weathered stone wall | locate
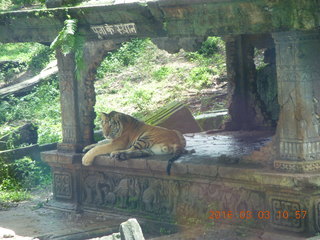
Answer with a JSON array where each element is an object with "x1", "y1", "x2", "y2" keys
[
  {"x1": 42, "y1": 150, "x2": 320, "y2": 234},
  {"x1": 1, "y1": 0, "x2": 320, "y2": 43}
]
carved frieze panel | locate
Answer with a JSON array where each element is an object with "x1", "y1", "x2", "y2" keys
[
  {"x1": 82, "y1": 172, "x2": 143, "y2": 209},
  {"x1": 274, "y1": 159, "x2": 320, "y2": 172},
  {"x1": 80, "y1": 170, "x2": 266, "y2": 222},
  {"x1": 53, "y1": 172, "x2": 72, "y2": 200},
  {"x1": 269, "y1": 197, "x2": 305, "y2": 232}
]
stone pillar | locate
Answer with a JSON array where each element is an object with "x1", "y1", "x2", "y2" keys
[
  {"x1": 225, "y1": 35, "x2": 265, "y2": 130},
  {"x1": 273, "y1": 31, "x2": 320, "y2": 172},
  {"x1": 56, "y1": 50, "x2": 84, "y2": 152},
  {"x1": 56, "y1": 40, "x2": 116, "y2": 153}
]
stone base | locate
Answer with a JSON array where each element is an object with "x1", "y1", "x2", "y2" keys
[
  {"x1": 42, "y1": 132, "x2": 320, "y2": 235},
  {"x1": 274, "y1": 160, "x2": 320, "y2": 173}
]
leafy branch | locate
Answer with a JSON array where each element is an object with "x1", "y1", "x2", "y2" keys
[
  {"x1": 50, "y1": 18, "x2": 85, "y2": 80},
  {"x1": 50, "y1": 19, "x2": 78, "y2": 55}
]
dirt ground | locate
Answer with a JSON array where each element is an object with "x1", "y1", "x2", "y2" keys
[{"x1": 0, "y1": 188, "x2": 130, "y2": 240}]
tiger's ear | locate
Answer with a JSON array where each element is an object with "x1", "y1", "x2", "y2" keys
[
  {"x1": 100, "y1": 112, "x2": 108, "y2": 121},
  {"x1": 108, "y1": 111, "x2": 117, "y2": 117}
]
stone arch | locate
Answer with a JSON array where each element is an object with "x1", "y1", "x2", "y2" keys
[{"x1": 56, "y1": 39, "x2": 120, "y2": 152}]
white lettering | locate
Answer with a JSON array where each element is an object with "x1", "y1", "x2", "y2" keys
[{"x1": 91, "y1": 23, "x2": 137, "y2": 39}]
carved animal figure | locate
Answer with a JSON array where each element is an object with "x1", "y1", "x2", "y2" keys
[
  {"x1": 142, "y1": 180, "x2": 161, "y2": 212},
  {"x1": 82, "y1": 111, "x2": 192, "y2": 175},
  {"x1": 113, "y1": 178, "x2": 140, "y2": 208},
  {"x1": 83, "y1": 173, "x2": 105, "y2": 205}
]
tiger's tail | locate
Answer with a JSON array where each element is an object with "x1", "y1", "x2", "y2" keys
[
  {"x1": 166, "y1": 149, "x2": 195, "y2": 175},
  {"x1": 166, "y1": 154, "x2": 181, "y2": 176}
]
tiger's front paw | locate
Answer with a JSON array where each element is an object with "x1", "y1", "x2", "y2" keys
[
  {"x1": 83, "y1": 144, "x2": 96, "y2": 153},
  {"x1": 110, "y1": 151, "x2": 128, "y2": 161},
  {"x1": 82, "y1": 154, "x2": 93, "y2": 166}
]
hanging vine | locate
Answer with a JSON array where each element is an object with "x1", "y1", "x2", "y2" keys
[{"x1": 50, "y1": 18, "x2": 85, "y2": 81}]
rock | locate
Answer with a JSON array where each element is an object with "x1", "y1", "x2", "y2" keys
[
  {"x1": 91, "y1": 232, "x2": 121, "y2": 240},
  {"x1": 144, "y1": 101, "x2": 202, "y2": 134},
  {"x1": 0, "y1": 227, "x2": 16, "y2": 238},
  {"x1": 119, "y1": 218, "x2": 145, "y2": 240},
  {"x1": 0, "y1": 122, "x2": 38, "y2": 150},
  {"x1": 195, "y1": 110, "x2": 228, "y2": 131},
  {"x1": 88, "y1": 219, "x2": 144, "y2": 240}
]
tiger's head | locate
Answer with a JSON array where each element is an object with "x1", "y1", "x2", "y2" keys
[
  {"x1": 100, "y1": 111, "x2": 124, "y2": 139},
  {"x1": 101, "y1": 111, "x2": 142, "y2": 139}
]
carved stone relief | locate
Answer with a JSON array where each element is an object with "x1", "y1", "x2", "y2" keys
[
  {"x1": 81, "y1": 171, "x2": 266, "y2": 221},
  {"x1": 270, "y1": 198, "x2": 304, "y2": 232},
  {"x1": 53, "y1": 172, "x2": 72, "y2": 200},
  {"x1": 273, "y1": 31, "x2": 320, "y2": 166}
]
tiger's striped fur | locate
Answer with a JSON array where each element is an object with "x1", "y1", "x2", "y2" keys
[{"x1": 82, "y1": 111, "x2": 191, "y2": 175}]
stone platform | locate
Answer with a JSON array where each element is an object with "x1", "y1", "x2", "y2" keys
[{"x1": 42, "y1": 131, "x2": 320, "y2": 235}]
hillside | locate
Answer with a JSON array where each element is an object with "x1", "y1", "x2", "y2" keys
[{"x1": 94, "y1": 38, "x2": 228, "y2": 122}]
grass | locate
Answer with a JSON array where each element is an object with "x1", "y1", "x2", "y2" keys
[
  {"x1": 0, "y1": 189, "x2": 31, "y2": 203},
  {"x1": 0, "y1": 43, "x2": 45, "y2": 62}
]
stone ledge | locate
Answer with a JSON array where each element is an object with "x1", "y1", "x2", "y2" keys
[
  {"x1": 41, "y1": 150, "x2": 82, "y2": 165},
  {"x1": 42, "y1": 150, "x2": 320, "y2": 189}
]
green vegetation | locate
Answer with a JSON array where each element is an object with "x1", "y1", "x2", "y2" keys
[
  {"x1": 187, "y1": 67, "x2": 215, "y2": 89},
  {"x1": 152, "y1": 66, "x2": 172, "y2": 81},
  {"x1": 95, "y1": 36, "x2": 226, "y2": 122},
  {"x1": 0, "y1": 156, "x2": 50, "y2": 203},
  {"x1": 0, "y1": 43, "x2": 46, "y2": 62},
  {"x1": 0, "y1": 42, "x2": 55, "y2": 84},
  {"x1": 50, "y1": 19, "x2": 78, "y2": 56},
  {"x1": 97, "y1": 38, "x2": 150, "y2": 77},
  {"x1": 0, "y1": 77, "x2": 61, "y2": 145},
  {"x1": 50, "y1": 18, "x2": 85, "y2": 81},
  {"x1": 0, "y1": 0, "x2": 45, "y2": 11}
]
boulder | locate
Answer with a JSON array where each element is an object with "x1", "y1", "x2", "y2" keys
[
  {"x1": 0, "y1": 123, "x2": 38, "y2": 150},
  {"x1": 144, "y1": 101, "x2": 202, "y2": 134},
  {"x1": 88, "y1": 218, "x2": 145, "y2": 240},
  {"x1": 119, "y1": 218, "x2": 145, "y2": 240}
]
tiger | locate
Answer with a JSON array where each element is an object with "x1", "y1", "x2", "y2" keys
[{"x1": 82, "y1": 111, "x2": 193, "y2": 175}]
